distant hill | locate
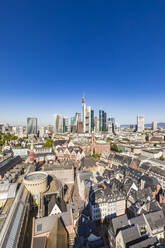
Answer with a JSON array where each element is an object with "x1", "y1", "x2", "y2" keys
[
  {"x1": 157, "y1": 123, "x2": 165, "y2": 128},
  {"x1": 120, "y1": 123, "x2": 165, "y2": 128}
]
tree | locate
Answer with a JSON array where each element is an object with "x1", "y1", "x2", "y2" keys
[
  {"x1": 122, "y1": 138, "x2": 130, "y2": 142},
  {"x1": 91, "y1": 153, "x2": 101, "y2": 158},
  {"x1": 111, "y1": 143, "x2": 119, "y2": 152},
  {"x1": 159, "y1": 155, "x2": 164, "y2": 161},
  {"x1": 43, "y1": 138, "x2": 53, "y2": 148}
]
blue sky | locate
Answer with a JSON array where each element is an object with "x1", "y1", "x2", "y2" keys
[{"x1": 0, "y1": 0, "x2": 165, "y2": 125}]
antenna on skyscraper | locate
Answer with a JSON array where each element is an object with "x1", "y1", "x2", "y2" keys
[{"x1": 82, "y1": 93, "x2": 85, "y2": 104}]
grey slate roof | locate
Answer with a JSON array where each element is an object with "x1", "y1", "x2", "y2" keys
[
  {"x1": 111, "y1": 214, "x2": 128, "y2": 235},
  {"x1": 53, "y1": 140, "x2": 68, "y2": 147},
  {"x1": 129, "y1": 215, "x2": 146, "y2": 227},
  {"x1": 120, "y1": 225, "x2": 141, "y2": 246},
  {"x1": 140, "y1": 175, "x2": 159, "y2": 191},
  {"x1": 82, "y1": 157, "x2": 97, "y2": 168},
  {"x1": 145, "y1": 210, "x2": 165, "y2": 230},
  {"x1": 129, "y1": 236, "x2": 159, "y2": 248},
  {"x1": 34, "y1": 215, "x2": 57, "y2": 235},
  {"x1": 103, "y1": 169, "x2": 114, "y2": 179},
  {"x1": 60, "y1": 210, "x2": 73, "y2": 227},
  {"x1": 47, "y1": 195, "x2": 66, "y2": 215}
]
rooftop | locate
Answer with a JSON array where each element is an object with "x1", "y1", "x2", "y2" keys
[{"x1": 24, "y1": 172, "x2": 48, "y2": 181}]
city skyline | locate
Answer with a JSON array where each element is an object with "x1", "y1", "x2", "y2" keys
[
  {"x1": 0, "y1": 101, "x2": 164, "y2": 127},
  {"x1": 0, "y1": 1, "x2": 165, "y2": 125},
  {"x1": 1, "y1": 2, "x2": 165, "y2": 247},
  {"x1": 0, "y1": 96, "x2": 164, "y2": 126}
]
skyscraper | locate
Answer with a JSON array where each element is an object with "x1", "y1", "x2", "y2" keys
[
  {"x1": 74, "y1": 112, "x2": 81, "y2": 125},
  {"x1": 94, "y1": 116, "x2": 99, "y2": 133},
  {"x1": 27, "y1": 118, "x2": 37, "y2": 135},
  {"x1": 82, "y1": 96, "x2": 92, "y2": 133},
  {"x1": 54, "y1": 114, "x2": 64, "y2": 134},
  {"x1": 99, "y1": 110, "x2": 107, "y2": 132},
  {"x1": 64, "y1": 117, "x2": 69, "y2": 132},
  {"x1": 91, "y1": 110, "x2": 94, "y2": 132},
  {"x1": 107, "y1": 118, "x2": 113, "y2": 134},
  {"x1": 137, "y1": 116, "x2": 144, "y2": 132},
  {"x1": 82, "y1": 96, "x2": 86, "y2": 133},
  {"x1": 152, "y1": 121, "x2": 157, "y2": 131}
]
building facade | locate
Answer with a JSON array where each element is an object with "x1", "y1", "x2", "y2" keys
[
  {"x1": 82, "y1": 96, "x2": 92, "y2": 133},
  {"x1": 89, "y1": 187, "x2": 126, "y2": 221},
  {"x1": 152, "y1": 121, "x2": 157, "y2": 131},
  {"x1": 54, "y1": 114, "x2": 68, "y2": 134},
  {"x1": 99, "y1": 110, "x2": 107, "y2": 132},
  {"x1": 27, "y1": 118, "x2": 38, "y2": 135},
  {"x1": 137, "y1": 116, "x2": 144, "y2": 132}
]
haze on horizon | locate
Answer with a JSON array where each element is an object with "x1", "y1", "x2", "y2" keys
[{"x1": 0, "y1": 1, "x2": 165, "y2": 125}]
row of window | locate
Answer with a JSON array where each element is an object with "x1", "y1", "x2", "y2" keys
[
  {"x1": 93, "y1": 203, "x2": 116, "y2": 209},
  {"x1": 93, "y1": 208, "x2": 116, "y2": 214}
]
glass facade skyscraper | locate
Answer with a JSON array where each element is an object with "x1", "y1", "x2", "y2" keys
[
  {"x1": 99, "y1": 110, "x2": 107, "y2": 132},
  {"x1": 27, "y1": 118, "x2": 38, "y2": 135},
  {"x1": 91, "y1": 110, "x2": 94, "y2": 132}
]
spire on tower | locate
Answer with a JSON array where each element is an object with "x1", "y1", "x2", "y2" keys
[{"x1": 82, "y1": 95, "x2": 85, "y2": 104}]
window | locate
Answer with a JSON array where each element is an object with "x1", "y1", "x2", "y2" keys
[{"x1": 37, "y1": 224, "x2": 42, "y2": 232}]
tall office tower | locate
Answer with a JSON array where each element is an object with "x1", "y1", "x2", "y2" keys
[
  {"x1": 107, "y1": 118, "x2": 113, "y2": 134},
  {"x1": 63, "y1": 117, "x2": 69, "y2": 132},
  {"x1": 103, "y1": 111, "x2": 107, "y2": 131},
  {"x1": 137, "y1": 116, "x2": 144, "y2": 132},
  {"x1": 70, "y1": 117, "x2": 75, "y2": 126},
  {"x1": 94, "y1": 116, "x2": 99, "y2": 133},
  {"x1": 70, "y1": 117, "x2": 75, "y2": 133},
  {"x1": 82, "y1": 96, "x2": 86, "y2": 132},
  {"x1": 152, "y1": 121, "x2": 157, "y2": 131},
  {"x1": 109, "y1": 117, "x2": 115, "y2": 126},
  {"x1": 86, "y1": 106, "x2": 91, "y2": 133},
  {"x1": 91, "y1": 110, "x2": 94, "y2": 132},
  {"x1": 82, "y1": 96, "x2": 92, "y2": 133},
  {"x1": 27, "y1": 118, "x2": 38, "y2": 135},
  {"x1": 99, "y1": 110, "x2": 107, "y2": 132},
  {"x1": 99, "y1": 110, "x2": 103, "y2": 132},
  {"x1": 77, "y1": 121, "x2": 83, "y2": 133},
  {"x1": 109, "y1": 117, "x2": 116, "y2": 133},
  {"x1": 74, "y1": 112, "x2": 81, "y2": 125},
  {"x1": 54, "y1": 114, "x2": 64, "y2": 134}
]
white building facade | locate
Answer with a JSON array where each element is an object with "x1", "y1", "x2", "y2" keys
[
  {"x1": 82, "y1": 96, "x2": 92, "y2": 133},
  {"x1": 137, "y1": 116, "x2": 144, "y2": 133}
]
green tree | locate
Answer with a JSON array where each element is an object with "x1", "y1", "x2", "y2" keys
[
  {"x1": 111, "y1": 143, "x2": 119, "y2": 152},
  {"x1": 43, "y1": 138, "x2": 53, "y2": 148},
  {"x1": 122, "y1": 138, "x2": 130, "y2": 142},
  {"x1": 159, "y1": 155, "x2": 164, "y2": 161},
  {"x1": 90, "y1": 153, "x2": 101, "y2": 158}
]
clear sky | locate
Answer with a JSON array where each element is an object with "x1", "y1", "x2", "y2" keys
[{"x1": 0, "y1": 0, "x2": 165, "y2": 125}]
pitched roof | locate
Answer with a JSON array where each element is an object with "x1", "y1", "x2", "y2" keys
[
  {"x1": 34, "y1": 215, "x2": 58, "y2": 235},
  {"x1": 111, "y1": 214, "x2": 128, "y2": 235},
  {"x1": 145, "y1": 210, "x2": 165, "y2": 230},
  {"x1": 129, "y1": 215, "x2": 146, "y2": 227},
  {"x1": 129, "y1": 237, "x2": 159, "y2": 248},
  {"x1": 120, "y1": 225, "x2": 141, "y2": 246},
  {"x1": 53, "y1": 140, "x2": 67, "y2": 147}
]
